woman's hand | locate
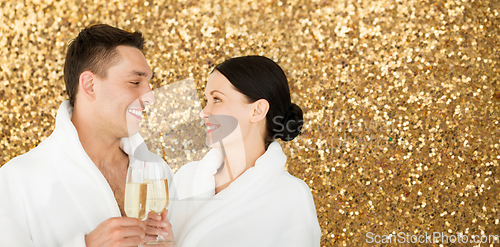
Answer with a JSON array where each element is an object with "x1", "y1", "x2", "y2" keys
[{"x1": 143, "y1": 210, "x2": 174, "y2": 246}]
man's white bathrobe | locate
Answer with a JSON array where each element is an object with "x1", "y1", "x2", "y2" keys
[
  {"x1": 169, "y1": 142, "x2": 321, "y2": 247},
  {"x1": 0, "y1": 101, "x2": 171, "y2": 247}
]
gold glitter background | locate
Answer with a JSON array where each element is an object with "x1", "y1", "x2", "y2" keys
[{"x1": 1, "y1": 0, "x2": 499, "y2": 246}]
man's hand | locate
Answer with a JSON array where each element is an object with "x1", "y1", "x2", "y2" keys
[
  {"x1": 143, "y1": 210, "x2": 174, "y2": 246},
  {"x1": 85, "y1": 217, "x2": 146, "y2": 247}
]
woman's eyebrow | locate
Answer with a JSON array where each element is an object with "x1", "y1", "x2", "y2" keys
[{"x1": 209, "y1": 90, "x2": 225, "y2": 95}]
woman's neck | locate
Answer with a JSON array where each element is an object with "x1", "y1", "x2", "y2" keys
[{"x1": 214, "y1": 137, "x2": 266, "y2": 194}]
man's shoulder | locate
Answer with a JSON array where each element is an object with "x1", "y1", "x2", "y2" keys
[{"x1": 0, "y1": 136, "x2": 55, "y2": 175}]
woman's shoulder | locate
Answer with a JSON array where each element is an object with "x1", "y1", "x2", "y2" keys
[
  {"x1": 266, "y1": 171, "x2": 320, "y2": 229},
  {"x1": 267, "y1": 171, "x2": 316, "y2": 207},
  {"x1": 174, "y1": 149, "x2": 223, "y2": 179},
  {"x1": 278, "y1": 171, "x2": 313, "y2": 193},
  {"x1": 173, "y1": 161, "x2": 200, "y2": 180}
]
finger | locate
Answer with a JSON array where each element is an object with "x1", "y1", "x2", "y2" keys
[
  {"x1": 145, "y1": 225, "x2": 169, "y2": 237},
  {"x1": 147, "y1": 211, "x2": 162, "y2": 221},
  {"x1": 120, "y1": 236, "x2": 146, "y2": 247},
  {"x1": 143, "y1": 234, "x2": 171, "y2": 244},
  {"x1": 144, "y1": 215, "x2": 162, "y2": 228},
  {"x1": 116, "y1": 217, "x2": 144, "y2": 227},
  {"x1": 138, "y1": 220, "x2": 147, "y2": 231},
  {"x1": 143, "y1": 233, "x2": 173, "y2": 243},
  {"x1": 161, "y1": 209, "x2": 169, "y2": 219},
  {"x1": 145, "y1": 218, "x2": 162, "y2": 228},
  {"x1": 159, "y1": 210, "x2": 172, "y2": 231},
  {"x1": 159, "y1": 220, "x2": 172, "y2": 231},
  {"x1": 115, "y1": 226, "x2": 146, "y2": 239},
  {"x1": 143, "y1": 234, "x2": 157, "y2": 243}
]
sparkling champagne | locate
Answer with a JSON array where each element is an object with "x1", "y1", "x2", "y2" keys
[
  {"x1": 146, "y1": 179, "x2": 169, "y2": 213},
  {"x1": 124, "y1": 182, "x2": 148, "y2": 219}
]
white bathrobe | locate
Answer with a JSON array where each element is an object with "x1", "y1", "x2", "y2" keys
[
  {"x1": 0, "y1": 101, "x2": 171, "y2": 247},
  {"x1": 169, "y1": 142, "x2": 321, "y2": 247}
]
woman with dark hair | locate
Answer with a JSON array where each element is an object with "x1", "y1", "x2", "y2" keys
[{"x1": 169, "y1": 56, "x2": 321, "y2": 247}]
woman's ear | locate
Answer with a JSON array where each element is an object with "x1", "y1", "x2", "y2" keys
[
  {"x1": 79, "y1": 71, "x2": 96, "y2": 100},
  {"x1": 250, "y1": 99, "x2": 269, "y2": 123}
]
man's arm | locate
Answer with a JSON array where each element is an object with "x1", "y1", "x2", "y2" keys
[{"x1": 0, "y1": 208, "x2": 35, "y2": 247}]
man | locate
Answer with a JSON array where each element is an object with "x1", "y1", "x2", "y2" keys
[{"x1": 0, "y1": 24, "x2": 173, "y2": 246}]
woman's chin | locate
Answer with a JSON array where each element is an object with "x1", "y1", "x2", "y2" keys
[
  {"x1": 205, "y1": 137, "x2": 221, "y2": 148},
  {"x1": 205, "y1": 125, "x2": 243, "y2": 148}
]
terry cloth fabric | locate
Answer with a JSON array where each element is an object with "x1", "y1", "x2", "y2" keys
[
  {"x1": 0, "y1": 100, "x2": 172, "y2": 247},
  {"x1": 169, "y1": 141, "x2": 321, "y2": 247}
]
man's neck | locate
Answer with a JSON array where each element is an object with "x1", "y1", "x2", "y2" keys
[
  {"x1": 71, "y1": 109, "x2": 128, "y2": 170},
  {"x1": 71, "y1": 104, "x2": 130, "y2": 216}
]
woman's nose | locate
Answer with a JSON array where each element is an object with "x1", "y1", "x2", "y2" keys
[
  {"x1": 199, "y1": 107, "x2": 207, "y2": 118},
  {"x1": 201, "y1": 101, "x2": 216, "y2": 119},
  {"x1": 139, "y1": 90, "x2": 155, "y2": 107}
]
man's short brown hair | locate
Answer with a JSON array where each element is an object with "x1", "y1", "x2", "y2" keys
[{"x1": 63, "y1": 24, "x2": 144, "y2": 107}]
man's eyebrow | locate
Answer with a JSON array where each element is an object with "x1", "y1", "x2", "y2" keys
[{"x1": 126, "y1": 70, "x2": 152, "y2": 78}]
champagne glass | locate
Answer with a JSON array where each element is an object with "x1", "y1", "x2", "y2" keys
[
  {"x1": 144, "y1": 161, "x2": 170, "y2": 244},
  {"x1": 124, "y1": 165, "x2": 147, "y2": 220}
]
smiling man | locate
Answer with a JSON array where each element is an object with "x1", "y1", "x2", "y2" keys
[{"x1": 0, "y1": 24, "x2": 173, "y2": 247}]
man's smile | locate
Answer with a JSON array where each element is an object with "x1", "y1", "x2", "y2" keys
[{"x1": 127, "y1": 108, "x2": 143, "y2": 120}]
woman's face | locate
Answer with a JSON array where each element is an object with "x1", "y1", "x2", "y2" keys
[{"x1": 200, "y1": 70, "x2": 254, "y2": 147}]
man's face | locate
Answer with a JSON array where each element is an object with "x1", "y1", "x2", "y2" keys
[{"x1": 93, "y1": 45, "x2": 154, "y2": 138}]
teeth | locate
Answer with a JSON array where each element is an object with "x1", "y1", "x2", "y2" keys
[
  {"x1": 207, "y1": 125, "x2": 218, "y2": 131},
  {"x1": 127, "y1": 109, "x2": 142, "y2": 117}
]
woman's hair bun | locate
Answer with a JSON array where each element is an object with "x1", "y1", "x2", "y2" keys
[{"x1": 277, "y1": 103, "x2": 303, "y2": 141}]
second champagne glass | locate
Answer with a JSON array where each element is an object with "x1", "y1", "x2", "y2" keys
[{"x1": 144, "y1": 161, "x2": 170, "y2": 244}]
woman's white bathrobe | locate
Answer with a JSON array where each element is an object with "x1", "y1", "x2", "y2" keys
[
  {"x1": 0, "y1": 101, "x2": 171, "y2": 247},
  {"x1": 169, "y1": 142, "x2": 321, "y2": 247}
]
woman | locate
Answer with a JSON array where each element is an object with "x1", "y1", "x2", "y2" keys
[{"x1": 169, "y1": 56, "x2": 321, "y2": 247}]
